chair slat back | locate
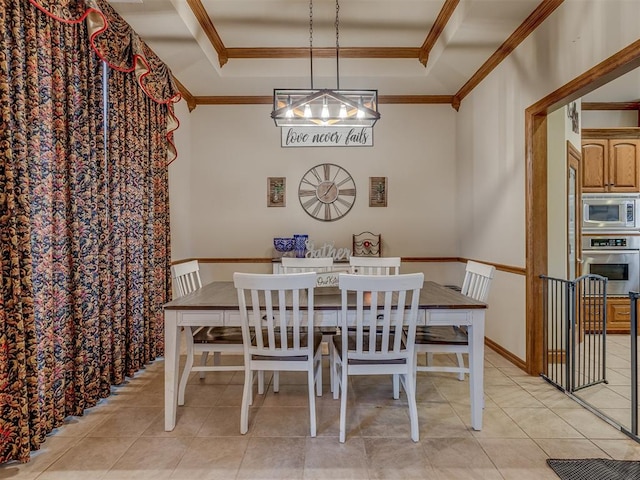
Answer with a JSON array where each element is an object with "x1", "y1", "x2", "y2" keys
[
  {"x1": 171, "y1": 260, "x2": 202, "y2": 297},
  {"x1": 234, "y1": 272, "x2": 316, "y2": 357},
  {"x1": 461, "y1": 261, "x2": 495, "y2": 302},
  {"x1": 281, "y1": 257, "x2": 334, "y2": 274},
  {"x1": 339, "y1": 273, "x2": 423, "y2": 362},
  {"x1": 349, "y1": 256, "x2": 401, "y2": 275}
]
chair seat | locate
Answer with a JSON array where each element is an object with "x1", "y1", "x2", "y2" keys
[
  {"x1": 193, "y1": 326, "x2": 244, "y2": 344},
  {"x1": 316, "y1": 326, "x2": 338, "y2": 335},
  {"x1": 333, "y1": 333, "x2": 407, "y2": 365},
  {"x1": 252, "y1": 331, "x2": 322, "y2": 361},
  {"x1": 414, "y1": 326, "x2": 468, "y2": 345}
]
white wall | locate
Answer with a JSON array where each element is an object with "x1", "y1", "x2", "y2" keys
[
  {"x1": 547, "y1": 101, "x2": 582, "y2": 281},
  {"x1": 184, "y1": 103, "x2": 458, "y2": 261},
  {"x1": 455, "y1": 0, "x2": 640, "y2": 361},
  {"x1": 169, "y1": 0, "x2": 640, "y2": 365},
  {"x1": 583, "y1": 111, "x2": 638, "y2": 128},
  {"x1": 547, "y1": 108, "x2": 568, "y2": 280}
]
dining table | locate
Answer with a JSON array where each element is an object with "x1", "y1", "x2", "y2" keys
[{"x1": 163, "y1": 280, "x2": 487, "y2": 432}]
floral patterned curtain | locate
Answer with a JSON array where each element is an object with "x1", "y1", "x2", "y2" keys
[
  {"x1": 105, "y1": 66, "x2": 172, "y2": 380},
  {"x1": 0, "y1": 0, "x2": 178, "y2": 464}
]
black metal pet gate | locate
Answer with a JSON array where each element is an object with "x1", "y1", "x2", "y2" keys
[
  {"x1": 541, "y1": 274, "x2": 608, "y2": 393},
  {"x1": 541, "y1": 274, "x2": 640, "y2": 441}
]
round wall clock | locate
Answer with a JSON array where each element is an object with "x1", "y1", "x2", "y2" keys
[{"x1": 298, "y1": 163, "x2": 356, "y2": 222}]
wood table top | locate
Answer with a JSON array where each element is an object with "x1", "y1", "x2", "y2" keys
[{"x1": 164, "y1": 280, "x2": 486, "y2": 311}]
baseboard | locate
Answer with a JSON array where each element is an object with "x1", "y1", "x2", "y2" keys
[
  {"x1": 546, "y1": 349, "x2": 567, "y2": 364},
  {"x1": 484, "y1": 337, "x2": 528, "y2": 372}
]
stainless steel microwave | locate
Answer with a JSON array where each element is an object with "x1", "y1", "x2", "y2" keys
[{"x1": 582, "y1": 194, "x2": 640, "y2": 231}]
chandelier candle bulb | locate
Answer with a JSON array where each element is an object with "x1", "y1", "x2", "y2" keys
[{"x1": 321, "y1": 99, "x2": 329, "y2": 119}]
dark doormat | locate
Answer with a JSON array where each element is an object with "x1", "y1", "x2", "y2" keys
[{"x1": 547, "y1": 458, "x2": 640, "y2": 479}]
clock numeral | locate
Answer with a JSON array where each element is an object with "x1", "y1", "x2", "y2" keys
[
  {"x1": 338, "y1": 188, "x2": 355, "y2": 196},
  {"x1": 336, "y1": 176, "x2": 354, "y2": 188},
  {"x1": 311, "y1": 199, "x2": 323, "y2": 218},
  {"x1": 332, "y1": 202, "x2": 344, "y2": 218},
  {"x1": 323, "y1": 164, "x2": 331, "y2": 181},
  {"x1": 301, "y1": 178, "x2": 318, "y2": 188},
  {"x1": 324, "y1": 203, "x2": 331, "y2": 221},
  {"x1": 303, "y1": 197, "x2": 319, "y2": 209},
  {"x1": 336, "y1": 197, "x2": 352, "y2": 209},
  {"x1": 310, "y1": 167, "x2": 323, "y2": 184},
  {"x1": 298, "y1": 189, "x2": 316, "y2": 197}
]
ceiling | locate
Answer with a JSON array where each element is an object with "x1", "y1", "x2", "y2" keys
[{"x1": 107, "y1": 0, "x2": 638, "y2": 109}]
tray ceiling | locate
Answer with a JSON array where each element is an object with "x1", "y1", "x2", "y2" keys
[{"x1": 108, "y1": 0, "x2": 638, "y2": 109}]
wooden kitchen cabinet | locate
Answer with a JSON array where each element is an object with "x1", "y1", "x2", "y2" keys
[
  {"x1": 606, "y1": 297, "x2": 632, "y2": 333},
  {"x1": 580, "y1": 296, "x2": 634, "y2": 334},
  {"x1": 582, "y1": 137, "x2": 640, "y2": 193}
]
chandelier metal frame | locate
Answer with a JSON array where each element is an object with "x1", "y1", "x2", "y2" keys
[{"x1": 271, "y1": 0, "x2": 380, "y2": 128}]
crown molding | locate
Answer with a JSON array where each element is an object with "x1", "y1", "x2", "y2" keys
[
  {"x1": 225, "y1": 47, "x2": 419, "y2": 60},
  {"x1": 455, "y1": 0, "x2": 564, "y2": 105},
  {"x1": 192, "y1": 95, "x2": 455, "y2": 107},
  {"x1": 172, "y1": 77, "x2": 197, "y2": 111},
  {"x1": 419, "y1": 0, "x2": 460, "y2": 66},
  {"x1": 181, "y1": 0, "x2": 563, "y2": 111},
  {"x1": 187, "y1": 0, "x2": 228, "y2": 66},
  {"x1": 582, "y1": 102, "x2": 640, "y2": 110}
]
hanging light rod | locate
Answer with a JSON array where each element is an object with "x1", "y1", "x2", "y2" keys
[{"x1": 271, "y1": 0, "x2": 380, "y2": 128}]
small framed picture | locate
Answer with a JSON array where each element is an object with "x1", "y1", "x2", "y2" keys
[
  {"x1": 267, "y1": 177, "x2": 286, "y2": 207},
  {"x1": 369, "y1": 177, "x2": 387, "y2": 207}
]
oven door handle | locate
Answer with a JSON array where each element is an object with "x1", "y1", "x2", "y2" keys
[{"x1": 582, "y1": 249, "x2": 640, "y2": 255}]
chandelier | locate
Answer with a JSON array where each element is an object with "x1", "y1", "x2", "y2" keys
[{"x1": 271, "y1": 0, "x2": 380, "y2": 128}]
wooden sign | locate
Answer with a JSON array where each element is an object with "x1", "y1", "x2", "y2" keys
[
  {"x1": 267, "y1": 177, "x2": 286, "y2": 207},
  {"x1": 281, "y1": 127, "x2": 373, "y2": 147},
  {"x1": 305, "y1": 241, "x2": 351, "y2": 261},
  {"x1": 369, "y1": 177, "x2": 387, "y2": 207},
  {"x1": 316, "y1": 271, "x2": 341, "y2": 288}
]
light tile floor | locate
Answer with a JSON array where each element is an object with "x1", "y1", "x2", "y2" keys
[
  {"x1": 571, "y1": 334, "x2": 639, "y2": 434},
  {"x1": 3, "y1": 349, "x2": 640, "y2": 480}
]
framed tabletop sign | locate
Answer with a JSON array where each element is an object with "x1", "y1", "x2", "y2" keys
[
  {"x1": 267, "y1": 177, "x2": 286, "y2": 207},
  {"x1": 369, "y1": 177, "x2": 387, "y2": 207}
]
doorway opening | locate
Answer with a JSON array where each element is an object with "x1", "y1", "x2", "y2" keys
[{"x1": 526, "y1": 39, "x2": 640, "y2": 377}]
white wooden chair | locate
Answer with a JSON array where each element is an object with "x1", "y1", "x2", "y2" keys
[
  {"x1": 349, "y1": 256, "x2": 401, "y2": 275},
  {"x1": 332, "y1": 273, "x2": 424, "y2": 443},
  {"x1": 171, "y1": 261, "x2": 247, "y2": 406},
  {"x1": 281, "y1": 256, "x2": 334, "y2": 395},
  {"x1": 414, "y1": 260, "x2": 495, "y2": 380},
  {"x1": 234, "y1": 272, "x2": 323, "y2": 436},
  {"x1": 172, "y1": 260, "x2": 203, "y2": 297},
  {"x1": 348, "y1": 256, "x2": 402, "y2": 393},
  {"x1": 281, "y1": 256, "x2": 334, "y2": 273}
]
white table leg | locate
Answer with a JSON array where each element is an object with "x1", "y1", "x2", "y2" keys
[
  {"x1": 468, "y1": 310, "x2": 485, "y2": 431},
  {"x1": 164, "y1": 310, "x2": 180, "y2": 431}
]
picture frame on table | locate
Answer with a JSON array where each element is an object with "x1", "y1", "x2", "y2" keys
[
  {"x1": 267, "y1": 177, "x2": 286, "y2": 207},
  {"x1": 369, "y1": 177, "x2": 387, "y2": 207}
]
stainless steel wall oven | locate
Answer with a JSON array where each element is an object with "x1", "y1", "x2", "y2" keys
[{"x1": 582, "y1": 235, "x2": 640, "y2": 296}]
